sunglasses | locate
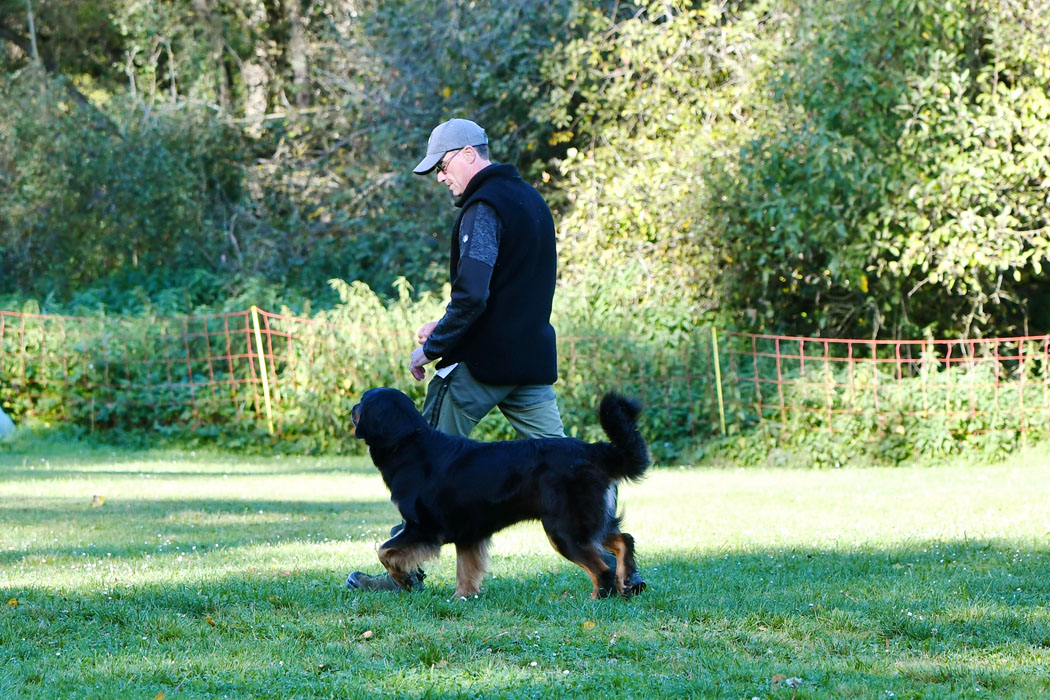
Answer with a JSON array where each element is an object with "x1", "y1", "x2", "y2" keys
[{"x1": 435, "y1": 148, "x2": 464, "y2": 174}]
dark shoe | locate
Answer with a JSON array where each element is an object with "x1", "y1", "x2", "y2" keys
[{"x1": 345, "y1": 568, "x2": 425, "y2": 592}]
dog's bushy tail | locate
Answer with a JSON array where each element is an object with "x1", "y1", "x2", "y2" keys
[{"x1": 598, "y1": 393, "x2": 649, "y2": 482}]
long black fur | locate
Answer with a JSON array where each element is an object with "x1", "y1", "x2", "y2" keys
[{"x1": 351, "y1": 388, "x2": 649, "y2": 598}]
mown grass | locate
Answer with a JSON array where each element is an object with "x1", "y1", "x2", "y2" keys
[{"x1": 1, "y1": 435, "x2": 1049, "y2": 699}]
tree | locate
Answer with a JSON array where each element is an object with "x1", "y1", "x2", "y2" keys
[{"x1": 712, "y1": 0, "x2": 1050, "y2": 338}]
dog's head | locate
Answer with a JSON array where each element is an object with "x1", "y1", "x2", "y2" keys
[{"x1": 351, "y1": 387, "x2": 426, "y2": 452}]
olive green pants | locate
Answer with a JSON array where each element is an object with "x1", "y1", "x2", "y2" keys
[{"x1": 420, "y1": 364, "x2": 565, "y2": 439}]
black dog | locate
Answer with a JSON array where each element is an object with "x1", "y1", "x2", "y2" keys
[{"x1": 350, "y1": 388, "x2": 649, "y2": 599}]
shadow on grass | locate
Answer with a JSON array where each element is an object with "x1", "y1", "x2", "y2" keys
[
  {"x1": 0, "y1": 466, "x2": 375, "y2": 479},
  {"x1": 0, "y1": 452, "x2": 376, "y2": 480},
  {"x1": 4, "y1": 539, "x2": 1049, "y2": 699},
  {"x1": 0, "y1": 495, "x2": 399, "y2": 566}
]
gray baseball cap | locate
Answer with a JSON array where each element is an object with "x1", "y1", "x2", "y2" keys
[{"x1": 413, "y1": 118, "x2": 488, "y2": 174}]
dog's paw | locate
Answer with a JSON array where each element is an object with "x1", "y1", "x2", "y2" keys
[
  {"x1": 621, "y1": 571, "x2": 647, "y2": 598},
  {"x1": 621, "y1": 581, "x2": 646, "y2": 598}
]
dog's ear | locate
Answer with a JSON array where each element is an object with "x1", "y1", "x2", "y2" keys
[{"x1": 355, "y1": 388, "x2": 425, "y2": 449}]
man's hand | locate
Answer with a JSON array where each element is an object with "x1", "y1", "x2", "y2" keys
[
  {"x1": 417, "y1": 320, "x2": 438, "y2": 345},
  {"x1": 409, "y1": 346, "x2": 432, "y2": 381}
]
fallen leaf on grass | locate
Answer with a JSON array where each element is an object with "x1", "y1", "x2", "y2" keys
[
  {"x1": 153, "y1": 693, "x2": 166, "y2": 700},
  {"x1": 205, "y1": 616, "x2": 216, "y2": 627},
  {"x1": 91, "y1": 495, "x2": 106, "y2": 507},
  {"x1": 582, "y1": 621, "x2": 596, "y2": 630},
  {"x1": 7, "y1": 598, "x2": 17, "y2": 608},
  {"x1": 358, "y1": 630, "x2": 373, "y2": 640}
]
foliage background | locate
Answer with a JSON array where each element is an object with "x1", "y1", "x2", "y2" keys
[
  {"x1": 3, "y1": 0, "x2": 1048, "y2": 338},
  {"x1": 2, "y1": 0, "x2": 1050, "y2": 461}
]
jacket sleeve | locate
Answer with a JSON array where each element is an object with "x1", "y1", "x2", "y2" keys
[{"x1": 423, "y1": 202, "x2": 502, "y2": 360}]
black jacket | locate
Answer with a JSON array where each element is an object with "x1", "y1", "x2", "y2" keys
[{"x1": 427, "y1": 163, "x2": 558, "y2": 386}]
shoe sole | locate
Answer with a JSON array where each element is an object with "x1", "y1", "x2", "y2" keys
[
  {"x1": 346, "y1": 571, "x2": 402, "y2": 592},
  {"x1": 345, "y1": 571, "x2": 424, "y2": 592}
]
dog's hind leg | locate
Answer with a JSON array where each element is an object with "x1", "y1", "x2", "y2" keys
[
  {"x1": 544, "y1": 525, "x2": 616, "y2": 599},
  {"x1": 377, "y1": 530, "x2": 441, "y2": 591},
  {"x1": 453, "y1": 538, "x2": 491, "y2": 598},
  {"x1": 603, "y1": 532, "x2": 645, "y2": 597},
  {"x1": 574, "y1": 544, "x2": 617, "y2": 600}
]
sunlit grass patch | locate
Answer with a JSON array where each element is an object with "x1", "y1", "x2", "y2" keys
[{"x1": 2, "y1": 440, "x2": 1050, "y2": 698}]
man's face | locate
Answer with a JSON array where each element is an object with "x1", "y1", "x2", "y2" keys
[{"x1": 435, "y1": 147, "x2": 470, "y2": 197}]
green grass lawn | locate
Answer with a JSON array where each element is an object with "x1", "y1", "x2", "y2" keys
[{"x1": 2, "y1": 437, "x2": 1049, "y2": 699}]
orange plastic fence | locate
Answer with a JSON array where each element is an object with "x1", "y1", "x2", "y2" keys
[
  {"x1": 0, "y1": 309, "x2": 265, "y2": 427},
  {"x1": 721, "y1": 332, "x2": 1050, "y2": 443},
  {"x1": 3, "y1": 308, "x2": 1049, "y2": 443}
]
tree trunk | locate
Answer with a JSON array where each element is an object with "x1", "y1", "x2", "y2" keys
[{"x1": 287, "y1": 0, "x2": 309, "y2": 107}]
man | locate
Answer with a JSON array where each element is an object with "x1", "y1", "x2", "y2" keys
[
  {"x1": 407, "y1": 117, "x2": 565, "y2": 441},
  {"x1": 347, "y1": 118, "x2": 641, "y2": 593}
]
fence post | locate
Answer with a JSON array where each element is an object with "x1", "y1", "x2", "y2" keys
[
  {"x1": 251, "y1": 306, "x2": 275, "y2": 435},
  {"x1": 712, "y1": 327, "x2": 727, "y2": 436}
]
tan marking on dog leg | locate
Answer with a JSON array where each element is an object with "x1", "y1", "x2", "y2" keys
[
  {"x1": 603, "y1": 533, "x2": 629, "y2": 594},
  {"x1": 604, "y1": 532, "x2": 642, "y2": 597},
  {"x1": 542, "y1": 522, "x2": 614, "y2": 598},
  {"x1": 574, "y1": 546, "x2": 612, "y2": 599},
  {"x1": 582, "y1": 564, "x2": 602, "y2": 599},
  {"x1": 378, "y1": 542, "x2": 440, "y2": 590},
  {"x1": 453, "y1": 539, "x2": 490, "y2": 598}
]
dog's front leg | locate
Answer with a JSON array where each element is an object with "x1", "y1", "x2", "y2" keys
[
  {"x1": 453, "y1": 538, "x2": 491, "y2": 598},
  {"x1": 376, "y1": 528, "x2": 440, "y2": 591}
]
